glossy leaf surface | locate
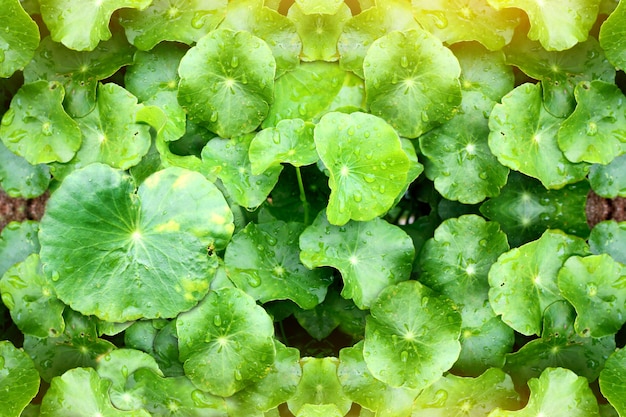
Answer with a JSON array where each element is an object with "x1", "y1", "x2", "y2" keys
[{"x1": 0, "y1": 341, "x2": 40, "y2": 417}]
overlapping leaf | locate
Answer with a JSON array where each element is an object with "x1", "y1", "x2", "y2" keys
[
  {"x1": 0, "y1": 341, "x2": 40, "y2": 417},
  {"x1": 589, "y1": 220, "x2": 626, "y2": 264},
  {"x1": 599, "y1": 0, "x2": 626, "y2": 70},
  {"x1": 0, "y1": 0, "x2": 40, "y2": 78},
  {"x1": 600, "y1": 348, "x2": 626, "y2": 416},
  {"x1": 0, "y1": 221, "x2": 40, "y2": 278},
  {"x1": 0, "y1": 141, "x2": 50, "y2": 198},
  {"x1": 589, "y1": 154, "x2": 626, "y2": 198}
]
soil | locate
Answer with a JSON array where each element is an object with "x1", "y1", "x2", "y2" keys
[{"x1": 586, "y1": 190, "x2": 626, "y2": 228}]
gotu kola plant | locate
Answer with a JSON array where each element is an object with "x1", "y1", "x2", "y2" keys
[{"x1": 1, "y1": 0, "x2": 626, "y2": 416}]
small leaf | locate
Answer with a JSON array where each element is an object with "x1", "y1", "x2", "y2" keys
[
  {"x1": 599, "y1": 0, "x2": 626, "y2": 70},
  {"x1": 176, "y1": 287, "x2": 276, "y2": 397},
  {"x1": 363, "y1": 29, "x2": 462, "y2": 138},
  {"x1": 0, "y1": 0, "x2": 40, "y2": 78},
  {"x1": 558, "y1": 254, "x2": 626, "y2": 337},
  {"x1": 0, "y1": 220, "x2": 40, "y2": 278},
  {"x1": 0, "y1": 141, "x2": 50, "y2": 198},
  {"x1": 299, "y1": 212, "x2": 415, "y2": 309},
  {"x1": 0, "y1": 80, "x2": 81, "y2": 164},
  {"x1": 177, "y1": 28, "x2": 275, "y2": 138},
  {"x1": 363, "y1": 281, "x2": 462, "y2": 389},
  {"x1": 0, "y1": 341, "x2": 40, "y2": 417},
  {"x1": 600, "y1": 348, "x2": 626, "y2": 416},
  {"x1": 589, "y1": 220, "x2": 626, "y2": 264},
  {"x1": 589, "y1": 154, "x2": 626, "y2": 198}
]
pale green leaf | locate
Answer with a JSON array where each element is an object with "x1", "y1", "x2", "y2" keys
[
  {"x1": 0, "y1": 341, "x2": 40, "y2": 417},
  {"x1": 0, "y1": 0, "x2": 40, "y2": 78}
]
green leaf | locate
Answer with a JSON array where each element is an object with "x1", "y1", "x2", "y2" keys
[
  {"x1": 599, "y1": 0, "x2": 626, "y2": 70},
  {"x1": 503, "y1": 301, "x2": 615, "y2": 389},
  {"x1": 39, "y1": 164, "x2": 234, "y2": 322},
  {"x1": 119, "y1": 0, "x2": 227, "y2": 51},
  {"x1": 287, "y1": 2, "x2": 351, "y2": 62},
  {"x1": 225, "y1": 221, "x2": 332, "y2": 309},
  {"x1": 220, "y1": 0, "x2": 301, "y2": 76},
  {"x1": 287, "y1": 357, "x2": 352, "y2": 416},
  {"x1": 0, "y1": 0, "x2": 40, "y2": 78},
  {"x1": 299, "y1": 212, "x2": 415, "y2": 309},
  {"x1": 455, "y1": 317, "x2": 515, "y2": 375},
  {"x1": 558, "y1": 81, "x2": 626, "y2": 164},
  {"x1": 338, "y1": 341, "x2": 419, "y2": 416},
  {"x1": 337, "y1": 0, "x2": 420, "y2": 78},
  {"x1": 176, "y1": 287, "x2": 276, "y2": 397},
  {"x1": 39, "y1": 0, "x2": 152, "y2": 51},
  {"x1": 589, "y1": 220, "x2": 626, "y2": 264},
  {"x1": 23, "y1": 309, "x2": 116, "y2": 382},
  {"x1": 488, "y1": 83, "x2": 589, "y2": 189},
  {"x1": 600, "y1": 348, "x2": 626, "y2": 416},
  {"x1": 412, "y1": 0, "x2": 522, "y2": 51},
  {"x1": 363, "y1": 29, "x2": 462, "y2": 138},
  {"x1": 202, "y1": 134, "x2": 283, "y2": 209},
  {"x1": 589, "y1": 154, "x2": 626, "y2": 198},
  {"x1": 488, "y1": 367, "x2": 600, "y2": 416},
  {"x1": 177, "y1": 29, "x2": 275, "y2": 138},
  {"x1": 487, "y1": 0, "x2": 600, "y2": 51},
  {"x1": 488, "y1": 229, "x2": 589, "y2": 336},
  {"x1": 40, "y1": 367, "x2": 150, "y2": 417},
  {"x1": 558, "y1": 254, "x2": 626, "y2": 337},
  {"x1": 479, "y1": 172, "x2": 591, "y2": 247},
  {"x1": 363, "y1": 281, "x2": 462, "y2": 389},
  {"x1": 0, "y1": 254, "x2": 65, "y2": 338},
  {"x1": 295, "y1": 0, "x2": 344, "y2": 14},
  {"x1": 296, "y1": 404, "x2": 344, "y2": 417},
  {"x1": 0, "y1": 141, "x2": 50, "y2": 198},
  {"x1": 503, "y1": 35, "x2": 615, "y2": 117},
  {"x1": 264, "y1": 62, "x2": 365, "y2": 127},
  {"x1": 314, "y1": 111, "x2": 411, "y2": 225},
  {"x1": 0, "y1": 221, "x2": 40, "y2": 278},
  {"x1": 0, "y1": 80, "x2": 81, "y2": 164},
  {"x1": 23, "y1": 34, "x2": 136, "y2": 117},
  {"x1": 249, "y1": 119, "x2": 318, "y2": 175},
  {"x1": 412, "y1": 368, "x2": 521, "y2": 416},
  {"x1": 419, "y1": 91, "x2": 510, "y2": 204},
  {"x1": 0, "y1": 341, "x2": 40, "y2": 417}
]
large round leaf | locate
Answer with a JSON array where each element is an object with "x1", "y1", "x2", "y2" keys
[
  {"x1": 363, "y1": 29, "x2": 462, "y2": 138},
  {"x1": 558, "y1": 254, "x2": 626, "y2": 337},
  {"x1": 119, "y1": 0, "x2": 227, "y2": 51},
  {"x1": 600, "y1": 348, "x2": 626, "y2": 416},
  {"x1": 488, "y1": 229, "x2": 589, "y2": 336},
  {"x1": 176, "y1": 287, "x2": 276, "y2": 397},
  {"x1": 0, "y1": 341, "x2": 40, "y2": 417},
  {"x1": 177, "y1": 29, "x2": 276, "y2": 138},
  {"x1": 488, "y1": 82, "x2": 589, "y2": 189},
  {"x1": 0, "y1": 0, "x2": 40, "y2": 78},
  {"x1": 39, "y1": 164, "x2": 234, "y2": 322},
  {"x1": 363, "y1": 281, "x2": 462, "y2": 389},
  {"x1": 599, "y1": 0, "x2": 626, "y2": 71},
  {"x1": 299, "y1": 212, "x2": 415, "y2": 310},
  {"x1": 0, "y1": 80, "x2": 81, "y2": 165},
  {"x1": 314, "y1": 111, "x2": 411, "y2": 225}
]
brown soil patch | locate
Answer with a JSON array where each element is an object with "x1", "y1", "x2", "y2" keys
[
  {"x1": 0, "y1": 190, "x2": 48, "y2": 231},
  {"x1": 586, "y1": 190, "x2": 626, "y2": 228}
]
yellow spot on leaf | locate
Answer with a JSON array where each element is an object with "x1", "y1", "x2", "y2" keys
[
  {"x1": 173, "y1": 172, "x2": 193, "y2": 189},
  {"x1": 154, "y1": 220, "x2": 180, "y2": 232}
]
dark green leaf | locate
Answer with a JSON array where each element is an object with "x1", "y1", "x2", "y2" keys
[
  {"x1": 600, "y1": 347, "x2": 626, "y2": 416},
  {"x1": 589, "y1": 220, "x2": 626, "y2": 264},
  {"x1": 0, "y1": 141, "x2": 50, "y2": 198}
]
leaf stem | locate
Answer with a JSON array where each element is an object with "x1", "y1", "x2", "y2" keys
[{"x1": 295, "y1": 166, "x2": 310, "y2": 225}]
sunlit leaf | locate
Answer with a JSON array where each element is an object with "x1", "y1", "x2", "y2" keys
[
  {"x1": 600, "y1": 348, "x2": 626, "y2": 416},
  {"x1": 599, "y1": 0, "x2": 626, "y2": 70},
  {"x1": 0, "y1": 341, "x2": 40, "y2": 417},
  {"x1": 0, "y1": 0, "x2": 40, "y2": 78}
]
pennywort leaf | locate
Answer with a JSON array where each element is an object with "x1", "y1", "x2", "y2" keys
[
  {"x1": 600, "y1": 348, "x2": 626, "y2": 416},
  {"x1": 589, "y1": 153, "x2": 626, "y2": 198},
  {"x1": 0, "y1": 0, "x2": 40, "y2": 78},
  {"x1": 589, "y1": 220, "x2": 626, "y2": 265},
  {"x1": 599, "y1": 0, "x2": 626, "y2": 70},
  {"x1": 0, "y1": 141, "x2": 50, "y2": 199},
  {"x1": 0, "y1": 341, "x2": 40, "y2": 417},
  {"x1": 0, "y1": 221, "x2": 40, "y2": 278}
]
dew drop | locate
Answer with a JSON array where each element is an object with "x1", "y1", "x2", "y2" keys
[
  {"x1": 298, "y1": 103, "x2": 307, "y2": 116},
  {"x1": 400, "y1": 55, "x2": 409, "y2": 68},
  {"x1": 230, "y1": 56, "x2": 239, "y2": 68},
  {"x1": 478, "y1": 171, "x2": 488, "y2": 180},
  {"x1": 421, "y1": 112, "x2": 430, "y2": 123},
  {"x1": 586, "y1": 122, "x2": 598, "y2": 136},
  {"x1": 353, "y1": 192, "x2": 362, "y2": 202},
  {"x1": 272, "y1": 131, "x2": 281, "y2": 144},
  {"x1": 121, "y1": 365, "x2": 129, "y2": 378},
  {"x1": 1, "y1": 293, "x2": 14, "y2": 309},
  {"x1": 41, "y1": 122, "x2": 53, "y2": 136},
  {"x1": 1, "y1": 108, "x2": 15, "y2": 126},
  {"x1": 378, "y1": 184, "x2": 386, "y2": 193},
  {"x1": 400, "y1": 350, "x2": 409, "y2": 363},
  {"x1": 210, "y1": 111, "x2": 218, "y2": 122},
  {"x1": 247, "y1": 274, "x2": 261, "y2": 288},
  {"x1": 191, "y1": 12, "x2": 208, "y2": 29},
  {"x1": 234, "y1": 369, "x2": 242, "y2": 381},
  {"x1": 0, "y1": 49, "x2": 5, "y2": 64},
  {"x1": 213, "y1": 314, "x2": 222, "y2": 326}
]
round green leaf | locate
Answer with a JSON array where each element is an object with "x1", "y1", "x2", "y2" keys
[
  {"x1": 363, "y1": 280, "x2": 462, "y2": 389},
  {"x1": 412, "y1": 0, "x2": 522, "y2": 51},
  {"x1": 558, "y1": 81, "x2": 626, "y2": 164},
  {"x1": 39, "y1": 164, "x2": 234, "y2": 322},
  {"x1": 0, "y1": 141, "x2": 50, "y2": 198},
  {"x1": 599, "y1": 0, "x2": 626, "y2": 71},
  {"x1": 177, "y1": 28, "x2": 275, "y2": 138},
  {"x1": 589, "y1": 220, "x2": 626, "y2": 265},
  {"x1": 338, "y1": 341, "x2": 419, "y2": 416},
  {"x1": 40, "y1": 367, "x2": 150, "y2": 417},
  {"x1": 176, "y1": 287, "x2": 276, "y2": 397},
  {"x1": 487, "y1": 0, "x2": 600, "y2": 51},
  {"x1": 0, "y1": 220, "x2": 40, "y2": 278},
  {"x1": 220, "y1": 0, "x2": 302, "y2": 76},
  {"x1": 0, "y1": 80, "x2": 81, "y2": 164},
  {"x1": 589, "y1": 154, "x2": 626, "y2": 198},
  {"x1": 0, "y1": 0, "x2": 40, "y2": 78},
  {"x1": 249, "y1": 119, "x2": 318, "y2": 175},
  {"x1": 488, "y1": 367, "x2": 600, "y2": 417},
  {"x1": 488, "y1": 82, "x2": 589, "y2": 189},
  {"x1": 299, "y1": 212, "x2": 415, "y2": 309},
  {"x1": 296, "y1": 404, "x2": 344, "y2": 417},
  {"x1": 287, "y1": 357, "x2": 352, "y2": 416},
  {"x1": 600, "y1": 348, "x2": 626, "y2": 416},
  {"x1": 0, "y1": 254, "x2": 65, "y2": 338},
  {"x1": 455, "y1": 316, "x2": 515, "y2": 376},
  {"x1": 201, "y1": 134, "x2": 283, "y2": 209},
  {"x1": 39, "y1": 0, "x2": 152, "y2": 51},
  {"x1": 314, "y1": 111, "x2": 411, "y2": 225},
  {"x1": 419, "y1": 91, "x2": 510, "y2": 204},
  {"x1": 0, "y1": 341, "x2": 40, "y2": 417},
  {"x1": 558, "y1": 254, "x2": 626, "y2": 337},
  {"x1": 363, "y1": 29, "x2": 462, "y2": 138},
  {"x1": 412, "y1": 368, "x2": 521, "y2": 416},
  {"x1": 23, "y1": 34, "x2": 135, "y2": 117},
  {"x1": 488, "y1": 229, "x2": 589, "y2": 336},
  {"x1": 225, "y1": 221, "x2": 332, "y2": 309},
  {"x1": 119, "y1": 0, "x2": 227, "y2": 51},
  {"x1": 295, "y1": 0, "x2": 344, "y2": 14}
]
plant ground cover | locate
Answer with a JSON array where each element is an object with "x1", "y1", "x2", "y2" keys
[{"x1": 2, "y1": 0, "x2": 626, "y2": 416}]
